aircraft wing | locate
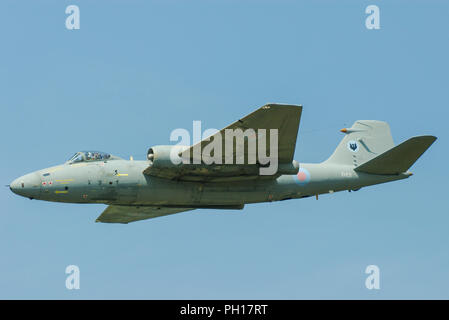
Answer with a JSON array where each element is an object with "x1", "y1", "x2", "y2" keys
[
  {"x1": 95, "y1": 205, "x2": 194, "y2": 224},
  {"x1": 144, "y1": 103, "x2": 302, "y2": 182},
  {"x1": 185, "y1": 103, "x2": 302, "y2": 164}
]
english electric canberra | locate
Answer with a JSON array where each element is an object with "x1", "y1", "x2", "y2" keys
[{"x1": 10, "y1": 104, "x2": 436, "y2": 223}]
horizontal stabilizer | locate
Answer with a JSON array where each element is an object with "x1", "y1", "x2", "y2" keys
[{"x1": 354, "y1": 135, "x2": 437, "y2": 175}]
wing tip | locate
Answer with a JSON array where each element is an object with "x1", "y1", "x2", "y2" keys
[{"x1": 264, "y1": 103, "x2": 303, "y2": 109}]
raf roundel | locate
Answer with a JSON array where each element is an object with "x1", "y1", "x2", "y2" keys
[
  {"x1": 347, "y1": 140, "x2": 359, "y2": 152},
  {"x1": 294, "y1": 167, "x2": 311, "y2": 185}
]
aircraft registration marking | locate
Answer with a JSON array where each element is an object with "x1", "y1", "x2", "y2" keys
[
  {"x1": 55, "y1": 191, "x2": 68, "y2": 194},
  {"x1": 56, "y1": 179, "x2": 74, "y2": 183},
  {"x1": 340, "y1": 171, "x2": 353, "y2": 177}
]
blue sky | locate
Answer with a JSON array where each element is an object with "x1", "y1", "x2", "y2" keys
[{"x1": 0, "y1": 0, "x2": 447, "y2": 299}]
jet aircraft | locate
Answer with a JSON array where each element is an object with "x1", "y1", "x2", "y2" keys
[{"x1": 10, "y1": 104, "x2": 436, "y2": 223}]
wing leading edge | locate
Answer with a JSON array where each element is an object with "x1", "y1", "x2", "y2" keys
[{"x1": 96, "y1": 205, "x2": 194, "y2": 224}]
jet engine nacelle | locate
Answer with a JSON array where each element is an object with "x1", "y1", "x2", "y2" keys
[
  {"x1": 145, "y1": 145, "x2": 299, "y2": 182},
  {"x1": 146, "y1": 145, "x2": 189, "y2": 168}
]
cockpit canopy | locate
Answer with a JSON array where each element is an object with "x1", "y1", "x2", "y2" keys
[{"x1": 67, "y1": 151, "x2": 113, "y2": 163}]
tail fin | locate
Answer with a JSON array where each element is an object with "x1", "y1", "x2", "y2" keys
[
  {"x1": 325, "y1": 120, "x2": 395, "y2": 167},
  {"x1": 354, "y1": 135, "x2": 437, "y2": 175}
]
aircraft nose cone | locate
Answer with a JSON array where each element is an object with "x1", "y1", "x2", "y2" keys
[
  {"x1": 10, "y1": 179, "x2": 19, "y2": 193},
  {"x1": 10, "y1": 173, "x2": 41, "y2": 199}
]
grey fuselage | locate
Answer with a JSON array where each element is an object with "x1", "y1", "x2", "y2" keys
[{"x1": 10, "y1": 158, "x2": 410, "y2": 206}]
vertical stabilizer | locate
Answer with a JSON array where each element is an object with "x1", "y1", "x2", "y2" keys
[{"x1": 325, "y1": 120, "x2": 394, "y2": 168}]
